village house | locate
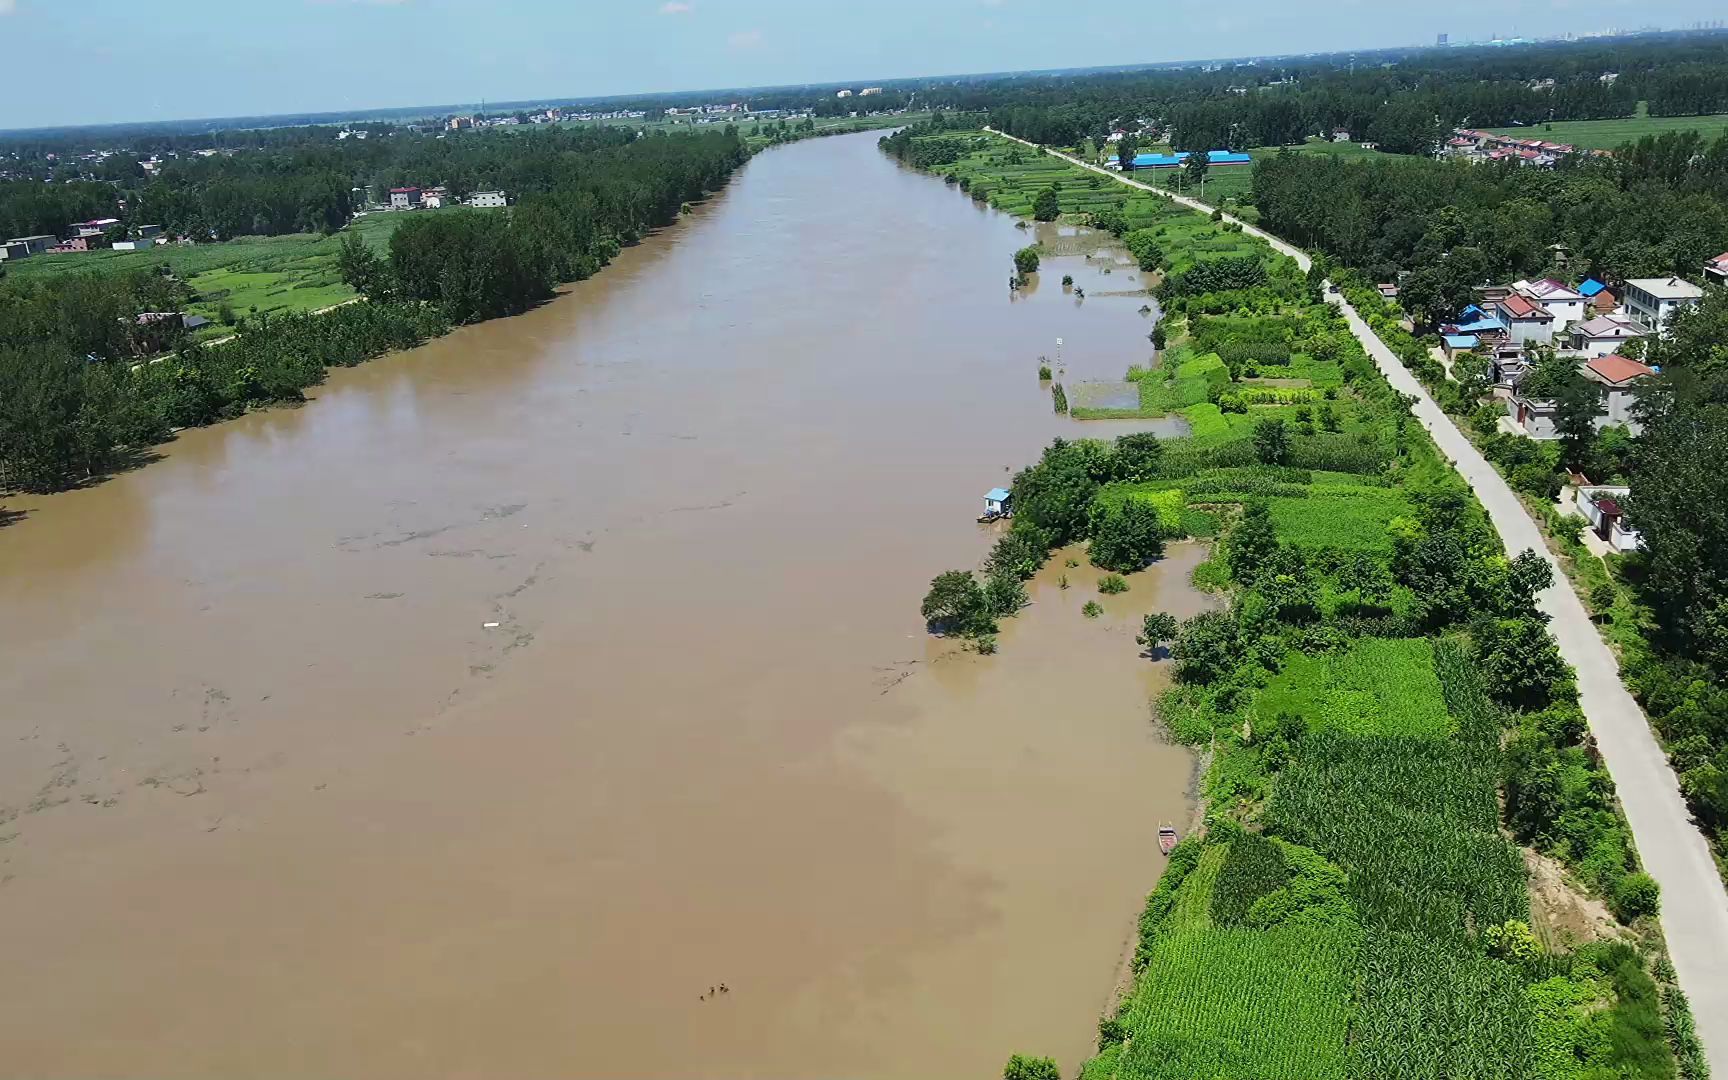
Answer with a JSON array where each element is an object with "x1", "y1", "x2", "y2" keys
[
  {"x1": 1577, "y1": 277, "x2": 1617, "y2": 315},
  {"x1": 421, "y1": 186, "x2": 450, "y2": 209},
  {"x1": 1705, "y1": 251, "x2": 1728, "y2": 286},
  {"x1": 1621, "y1": 276, "x2": 1703, "y2": 335},
  {"x1": 67, "y1": 217, "x2": 120, "y2": 238},
  {"x1": 1572, "y1": 485, "x2": 1643, "y2": 552},
  {"x1": 1567, "y1": 313, "x2": 1645, "y2": 358},
  {"x1": 49, "y1": 236, "x2": 95, "y2": 253},
  {"x1": 4, "y1": 235, "x2": 56, "y2": 258},
  {"x1": 1514, "y1": 278, "x2": 1588, "y2": 333},
  {"x1": 467, "y1": 190, "x2": 508, "y2": 208},
  {"x1": 1582, "y1": 353, "x2": 1655, "y2": 433},
  {"x1": 1507, "y1": 353, "x2": 1654, "y2": 440},
  {"x1": 389, "y1": 187, "x2": 422, "y2": 210},
  {"x1": 1490, "y1": 292, "x2": 1555, "y2": 344}
]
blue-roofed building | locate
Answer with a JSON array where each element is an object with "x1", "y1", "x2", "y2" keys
[
  {"x1": 1443, "y1": 333, "x2": 1480, "y2": 351},
  {"x1": 1577, "y1": 278, "x2": 1607, "y2": 298},
  {"x1": 982, "y1": 488, "x2": 1013, "y2": 520},
  {"x1": 1128, "y1": 150, "x2": 1252, "y2": 170}
]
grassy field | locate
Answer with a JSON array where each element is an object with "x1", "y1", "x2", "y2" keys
[
  {"x1": 0, "y1": 211, "x2": 456, "y2": 331},
  {"x1": 1483, "y1": 112, "x2": 1728, "y2": 150}
]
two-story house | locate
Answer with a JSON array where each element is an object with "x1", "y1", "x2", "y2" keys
[{"x1": 1621, "y1": 277, "x2": 1703, "y2": 336}]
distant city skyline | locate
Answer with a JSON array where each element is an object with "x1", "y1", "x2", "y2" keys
[{"x1": 2, "y1": 0, "x2": 1726, "y2": 130}]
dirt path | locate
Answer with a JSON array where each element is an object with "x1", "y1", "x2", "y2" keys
[{"x1": 986, "y1": 127, "x2": 1728, "y2": 1073}]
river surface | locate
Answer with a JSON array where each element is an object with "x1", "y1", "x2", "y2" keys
[{"x1": 0, "y1": 131, "x2": 1204, "y2": 1078}]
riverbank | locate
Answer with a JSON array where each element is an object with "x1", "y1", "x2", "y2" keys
[{"x1": 886, "y1": 121, "x2": 1696, "y2": 1079}]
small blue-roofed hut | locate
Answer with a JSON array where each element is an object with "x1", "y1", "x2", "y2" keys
[{"x1": 983, "y1": 487, "x2": 1012, "y2": 519}]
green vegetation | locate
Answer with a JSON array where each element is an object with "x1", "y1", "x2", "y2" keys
[
  {"x1": 889, "y1": 122, "x2": 1686, "y2": 1078},
  {"x1": 0, "y1": 129, "x2": 750, "y2": 494},
  {"x1": 1483, "y1": 111, "x2": 1728, "y2": 151}
]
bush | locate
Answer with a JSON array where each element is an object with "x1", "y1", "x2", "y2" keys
[
  {"x1": 1013, "y1": 245, "x2": 1041, "y2": 275},
  {"x1": 1098, "y1": 573, "x2": 1129, "y2": 594},
  {"x1": 1611, "y1": 872, "x2": 1661, "y2": 921},
  {"x1": 1083, "y1": 600, "x2": 1103, "y2": 618},
  {"x1": 1003, "y1": 1054, "x2": 1061, "y2": 1080}
]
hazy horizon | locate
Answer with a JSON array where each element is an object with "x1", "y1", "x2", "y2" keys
[{"x1": 2, "y1": 0, "x2": 1726, "y2": 130}]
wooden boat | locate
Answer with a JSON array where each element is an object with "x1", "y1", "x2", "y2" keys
[{"x1": 1157, "y1": 824, "x2": 1179, "y2": 855}]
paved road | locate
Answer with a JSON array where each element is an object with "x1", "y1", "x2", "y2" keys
[{"x1": 990, "y1": 129, "x2": 1728, "y2": 1071}]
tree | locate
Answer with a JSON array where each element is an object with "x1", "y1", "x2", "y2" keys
[
  {"x1": 1172, "y1": 609, "x2": 1241, "y2": 684},
  {"x1": 1506, "y1": 548, "x2": 1555, "y2": 614},
  {"x1": 1138, "y1": 611, "x2": 1181, "y2": 656},
  {"x1": 1226, "y1": 502, "x2": 1280, "y2": 585},
  {"x1": 1252, "y1": 418, "x2": 1291, "y2": 465},
  {"x1": 1089, "y1": 498, "x2": 1165, "y2": 571},
  {"x1": 1116, "y1": 134, "x2": 1138, "y2": 172},
  {"x1": 921, "y1": 570, "x2": 993, "y2": 636},
  {"x1": 1478, "y1": 616, "x2": 1569, "y2": 708},
  {"x1": 1553, "y1": 376, "x2": 1604, "y2": 472},
  {"x1": 1032, "y1": 186, "x2": 1060, "y2": 222},
  {"x1": 985, "y1": 570, "x2": 1028, "y2": 616},
  {"x1": 1112, "y1": 431, "x2": 1165, "y2": 482},
  {"x1": 1003, "y1": 1054, "x2": 1060, "y2": 1080},
  {"x1": 336, "y1": 231, "x2": 388, "y2": 299},
  {"x1": 1013, "y1": 245, "x2": 1041, "y2": 276},
  {"x1": 1012, "y1": 441, "x2": 1101, "y2": 545},
  {"x1": 984, "y1": 527, "x2": 1046, "y2": 581},
  {"x1": 1184, "y1": 149, "x2": 1211, "y2": 194}
]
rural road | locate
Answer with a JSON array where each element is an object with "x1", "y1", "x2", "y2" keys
[{"x1": 987, "y1": 127, "x2": 1728, "y2": 1072}]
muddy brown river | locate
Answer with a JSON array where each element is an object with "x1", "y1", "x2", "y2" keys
[{"x1": 0, "y1": 131, "x2": 1206, "y2": 1079}]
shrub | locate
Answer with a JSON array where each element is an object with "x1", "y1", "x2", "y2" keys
[
  {"x1": 1099, "y1": 573, "x2": 1129, "y2": 594},
  {"x1": 1083, "y1": 600, "x2": 1103, "y2": 618},
  {"x1": 1013, "y1": 245, "x2": 1041, "y2": 275},
  {"x1": 1611, "y1": 872, "x2": 1660, "y2": 921},
  {"x1": 1003, "y1": 1054, "x2": 1060, "y2": 1080}
]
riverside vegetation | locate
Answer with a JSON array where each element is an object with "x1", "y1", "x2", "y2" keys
[
  {"x1": 894, "y1": 123, "x2": 1704, "y2": 1080},
  {"x1": 0, "y1": 128, "x2": 749, "y2": 495}
]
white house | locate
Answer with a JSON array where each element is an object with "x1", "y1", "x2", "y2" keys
[
  {"x1": 421, "y1": 186, "x2": 450, "y2": 208},
  {"x1": 1515, "y1": 278, "x2": 1588, "y2": 334},
  {"x1": 1567, "y1": 313, "x2": 1645, "y2": 358},
  {"x1": 389, "y1": 187, "x2": 422, "y2": 210},
  {"x1": 468, "y1": 190, "x2": 507, "y2": 208},
  {"x1": 1621, "y1": 277, "x2": 1703, "y2": 336}
]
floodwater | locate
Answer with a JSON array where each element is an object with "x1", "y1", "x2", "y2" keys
[{"x1": 0, "y1": 131, "x2": 1204, "y2": 1078}]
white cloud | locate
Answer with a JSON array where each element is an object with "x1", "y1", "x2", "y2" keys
[
  {"x1": 659, "y1": 1, "x2": 693, "y2": 12},
  {"x1": 727, "y1": 28, "x2": 763, "y2": 48},
  {"x1": 0, "y1": 0, "x2": 17, "y2": 14}
]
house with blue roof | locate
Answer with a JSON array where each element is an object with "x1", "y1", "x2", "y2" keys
[{"x1": 982, "y1": 488, "x2": 1012, "y2": 520}]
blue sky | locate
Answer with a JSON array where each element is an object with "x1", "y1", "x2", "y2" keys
[{"x1": 1, "y1": 0, "x2": 1724, "y2": 129}]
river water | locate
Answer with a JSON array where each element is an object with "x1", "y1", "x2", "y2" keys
[{"x1": 0, "y1": 131, "x2": 1203, "y2": 1078}]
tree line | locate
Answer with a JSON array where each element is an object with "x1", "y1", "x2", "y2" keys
[
  {"x1": 0, "y1": 129, "x2": 749, "y2": 494},
  {"x1": 1252, "y1": 131, "x2": 1728, "y2": 319}
]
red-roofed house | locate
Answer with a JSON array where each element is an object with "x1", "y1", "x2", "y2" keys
[
  {"x1": 1584, "y1": 354, "x2": 1655, "y2": 433},
  {"x1": 389, "y1": 187, "x2": 422, "y2": 210},
  {"x1": 1707, "y1": 251, "x2": 1728, "y2": 286},
  {"x1": 1492, "y1": 291, "x2": 1555, "y2": 344}
]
